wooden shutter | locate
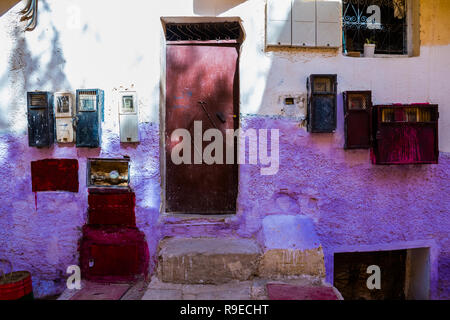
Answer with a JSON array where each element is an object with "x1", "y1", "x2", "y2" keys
[
  {"x1": 372, "y1": 104, "x2": 439, "y2": 165},
  {"x1": 343, "y1": 91, "x2": 372, "y2": 149},
  {"x1": 267, "y1": 0, "x2": 292, "y2": 46},
  {"x1": 292, "y1": 0, "x2": 316, "y2": 47}
]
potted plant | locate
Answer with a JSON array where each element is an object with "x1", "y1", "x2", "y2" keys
[{"x1": 364, "y1": 38, "x2": 376, "y2": 57}]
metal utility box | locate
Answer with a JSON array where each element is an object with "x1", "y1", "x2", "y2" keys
[
  {"x1": 315, "y1": 0, "x2": 341, "y2": 47},
  {"x1": 343, "y1": 91, "x2": 372, "y2": 149},
  {"x1": 75, "y1": 89, "x2": 104, "y2": 148},
  {"x1": 267, "y1": 0, "x2": 342, "y2": 48},
  {"x1": 292, "y1": 0, "x2": 316, "y2": 47},
  {"x1": 54, "y1": 92, "x2": 75, "y2": 143},
  {"x1": 266, "y1": 0, "x2": 292, "y2": 46},
  {"x1": 307, "y1": 74, "x2": 337, "y2": 133},
  {"x1": 118, "y1": 91, "x2": 139, "y2": 143},
  {"x1": 87, "y1": 157, "x2": 130, "y2": 190},
  {"x1": 27, "y1": 91, "x2": 54, "y2": 147},
  {"x1": 371, "y1": 104, "x2": 439, "y2": 165}
]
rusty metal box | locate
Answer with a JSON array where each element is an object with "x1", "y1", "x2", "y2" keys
[
  {"x1": 371, "y1": 104, "x2": 439, "y2": 164},
  {"x1": 54, "y1": 91, "x2": 75, "y2": 143},
  {"x1": 27, "y1": 91, "x2": 54, "y2": 147},
  {"x1": 343, "y1": 91, "x2": 372, "y2": 149},
  {"x1": 75, "y1": 89, "x2": 104, "y2": 148},
  {"x1": 87, "y1": 157, "x2": 130, "y2": 189}
]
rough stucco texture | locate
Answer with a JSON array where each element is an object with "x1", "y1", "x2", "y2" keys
[
  {"x1": 239, "y1": 116, "x2": 450, "y2": 300},
  {"x1": 0, "y1": 116, "x2": 449, "y2": 299},
  {"x1": 420, "y1": 0, "x2": 450, "y2": 45},
  {"x1": 0, "y1": 0, "x2": 448, "y2": 300},
  {"x1": 0, "y1": 124, "x2": 161, "y2": 297}
]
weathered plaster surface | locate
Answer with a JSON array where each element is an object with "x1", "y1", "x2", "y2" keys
[
  {"x1": 0, "y1": 0, "x2": 449, "y2": 299},
  {"x1": 420, "y1": 0, "x2": 450, "y2": 46},
  {"x1": 239, "y1": 116, "x2": 450, "y2": 300}
]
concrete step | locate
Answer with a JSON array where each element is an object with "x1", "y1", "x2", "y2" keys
[
  {"x1": 142, "y1": 276, "x2": 343, "y2": 300},
  {"x1": 157, "y1": 237, "x2": 262, "y2": 284}
]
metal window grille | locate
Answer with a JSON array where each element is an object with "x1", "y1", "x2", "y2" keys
[
  {"x1": 165, "y1": 22, "x2": 241, "y2": 41},
  {"x1": 343, "y1": 0, "x2": 407, "y2": 55}
]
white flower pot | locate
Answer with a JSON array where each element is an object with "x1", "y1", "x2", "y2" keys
[{"x1": 364, "y1": 44, "x2": 376, "y2": 57}]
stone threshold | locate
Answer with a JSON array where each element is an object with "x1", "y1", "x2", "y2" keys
[
  {"x1": 159, "y1": 213, "x2": 238, "y2": 222},
  {"x1": 58, "y1": 280, "x2": 149, "y2": 300},
  {"x1": 142, "y1": 276, "x2": 342, "y2": 300}
]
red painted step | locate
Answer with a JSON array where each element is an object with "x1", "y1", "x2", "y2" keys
[
  {"x1": 267, "y1": 283, "x2": 340, "y2": 300},
  {"x1": 79, "y1": 226, "x2": 149, "y2": 283},
  {"x1": 70, "y1": 282, "x2": 130, "y2": 300}
]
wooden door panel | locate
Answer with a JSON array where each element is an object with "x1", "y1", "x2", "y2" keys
[
  {"x1": 346, "y1": 112, "x2": 371, "y2": 147},
  {"x1": 334, "y1": 250, "x2": 406, "y2": 300},
  {"x1": 165, "y1": 44, "x2": 239, "y2": 214}
]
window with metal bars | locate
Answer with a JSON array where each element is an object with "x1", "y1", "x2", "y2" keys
[
  {"x1": 343, "y1": 0, "x2": 407, "y2": 55},
  {"x1": 165, "y1": 22, "x2": 241, "y2": 41}
]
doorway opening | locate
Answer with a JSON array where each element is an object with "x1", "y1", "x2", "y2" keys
[
  {"x1": 161, "y1": 18, "x2": 244, "y2": 215},
  {"x1": 333, "y1": 247, "x2": 430, "y2": 300}
]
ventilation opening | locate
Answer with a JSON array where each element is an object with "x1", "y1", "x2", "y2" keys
[
  {"x1": 284, "y1": 97, "x2": 294, "y2": 105},
  {"x1": 165, "y1": 22, "x2": 241, "y2": 42},
  {"x1": 334, "y1": 248, "x2": 430, "y2": 300},
  {"x1": 78, "y1": 91, "x2": 96, "y2": 95},
  {"x1": 30, "y1": 94, "x2": 47, "y2": 106}
]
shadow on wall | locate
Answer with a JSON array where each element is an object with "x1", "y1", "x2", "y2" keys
[
  {"x1": 193, "y1": 0, "x2": 246, "y2": 16},
  {"x1": 0, "y1": 0, "x2": 71, "y2": 132}
]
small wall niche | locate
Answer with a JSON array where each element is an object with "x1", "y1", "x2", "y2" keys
[
  {"x1": 284, "y1": 97, "x2": 295, "y2": 105},
  {"x1": 278, "y1": 94, "x2": 306, "y2": 120}
]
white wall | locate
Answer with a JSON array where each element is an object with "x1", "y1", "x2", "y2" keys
[{"x1": 0, "y1": 0, "x2": 448, "y2": 151}]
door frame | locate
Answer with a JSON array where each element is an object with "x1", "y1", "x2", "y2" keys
[{"x1": 159, "y1": 17, "x2": 245, "y2": 215}]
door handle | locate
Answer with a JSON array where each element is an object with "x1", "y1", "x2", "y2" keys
[
  {"x1": 375, "y1": 130, "x2": 382, "y2": 140},
  {"x1": 216, "y1": 112, "x2": 226, "y2": 124},
  {"x1": 198, "y1": 101, "x2": 218, "y2": 129}
]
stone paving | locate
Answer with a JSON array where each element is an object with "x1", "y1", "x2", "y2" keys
[
  {"x1": 141, "y1": 275, "x2": 341, "y2": 300},
  {"x1": 58, "y1": 275, "x2": 342, "y2": 300},
  {"x1": 57, "y1": 279, "x2": 149, "y2": 300}
]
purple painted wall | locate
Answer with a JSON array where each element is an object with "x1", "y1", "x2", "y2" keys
[
  {"x1": 0, "y1": 116, "x2": 448, "y2": 299},
  {"x1": 0, "y1": 0, "x2": 448, "y2": 301},
  {"x1": 239, "y1": 116, "x2": 450, "y2": 300}
]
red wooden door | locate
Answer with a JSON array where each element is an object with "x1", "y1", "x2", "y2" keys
[
  {"x1": 343, "y1": 91, "x2": 372, "y2": 149},
  {"x1": 346, "y1": 111, "x2": 371, "y2": 147},
  {"x1": 165, "y1": 43, "x2": 239, "y2": 214}
]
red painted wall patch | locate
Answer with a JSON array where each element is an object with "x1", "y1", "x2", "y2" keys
[{"x1": 31, "y1": 159, "x2": 79, "y2": 192}]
